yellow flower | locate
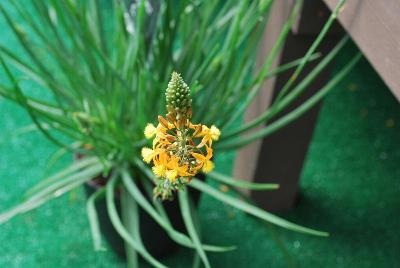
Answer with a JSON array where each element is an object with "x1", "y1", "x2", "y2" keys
[
  {"x1": 152, "y1": 165, "x2": 166, "y2": 178},
  {"x1": 189, "y1": 122, "x2": 202, "y2": 135},
  {"x1": 144, "y1": 123, "x2": 157, "y2": 139},
  {"x1": 152, "y1": 136, "x2": 160, "y2": 149},
  {"x1": 210, "y1": 125, "x2": 220, "y2": 141},
  {"x1": 165, "y1": 155, "x2": 192, "y2": 181},
  {"x1": 196, "y1": 125, "x2": 220, "y2": 148},
  {"x1": 141, "y1": 72, "x2": 221, "y2": 199},
  {"x1": 153, "y1": 150, "x2": 168, "y2": 166},
  {"x1": 152, "y1": 151, "x2": 168, "y2": 177},
  {"x1": 141, "y1": 147, "x2": 155, "y2": 163},
  {"x1": 192, "y1": 146, "x2": 214, "y2": 173},
  {"x1": 202, "y1": 160, "x2": 214, "y2": 173},
  {"x1": 166, "y1": 169, "x2": 178, "y2": 181}
]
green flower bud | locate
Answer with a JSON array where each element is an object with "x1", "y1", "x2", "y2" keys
[{"x1": 166, "y1": 72, "x2": 192, "y2": 121}]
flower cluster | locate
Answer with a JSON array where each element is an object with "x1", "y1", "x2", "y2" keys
[{"x1": 141, "y1": 72, "x2": 220, "y2": 200}]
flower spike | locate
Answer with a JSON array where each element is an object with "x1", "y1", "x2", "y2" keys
[{"x1": 141, "y1": 72, "x2": 220, "y2": 200}]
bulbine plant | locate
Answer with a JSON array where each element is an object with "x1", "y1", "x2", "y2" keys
[
  {"x1": 142, "y1": 72, "x2": 222, "y2": 200},
  {"x1": 0, "y1": 0, "x2": 360, "y2": 267}
]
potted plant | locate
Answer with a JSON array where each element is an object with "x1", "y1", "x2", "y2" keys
[{"x1": 0, "y1": 0, "x2": 360, "y2": 267}]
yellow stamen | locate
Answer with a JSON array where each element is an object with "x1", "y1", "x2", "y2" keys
[
  {"x1": 141, "y1": 147, "x2": 154, "y2": 163},
  {"x1": 210, "y1": 125, "x2": 220, "y2": 141},
  {"x1": 152, "y1": 164, "x2": 166, "y2": 177},
  {"x1": 202, "y1": 160, "x2": 214, "y2": 173},
  {"x1": 166, "y1": 169, "x2": 178, "y2": 181},
  {"x1": 144, "y1": 123, "x2": 157, "y2": 139}
]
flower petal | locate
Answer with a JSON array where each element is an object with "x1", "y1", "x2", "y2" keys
[
  {"x1": 141, "y1": 147, "x2": 154, "y2": 163},
  {"x1": 202, "y1": 160, "x2": 214, "y2": 173},
  {"x1": 144, "y1": 123, "x2": 157, "y2": 139}
]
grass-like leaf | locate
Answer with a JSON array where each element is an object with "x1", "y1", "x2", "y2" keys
[
  {"x1": 106, "y1": 173, "x2": 167, "y2": 268},
  {"x1": 208, "y1": 171, "x2": 279, "y2": 190},
  {"x1": 190, "y1": 179, "x2": 329, "y2": 237},
  {"x1": 121, "y1": 187, "x2": 140, "y2": 268},
  {"x1": 217, "y1": 52, "x2": 362, "y2": 150},
  {"x1": 24, "y1": 156, "x2": 99, "y2": 199},
  {"x1": 222, "y1": 35, "x2": 350, "y2": 140},
  {"x1": 86, "y1": 187, "x2": 107, "y2": 252},
  {"x1": 0, "y1": 163, "x2": 103, "y2": 224},
  {"x1": 222, "y1": 0, "x2": 302, "y2": 128},
  {"x1": 121, "y1": 168, "x2": 235, "y2": 253},
  {"x1": 274, "y1": 0, "x2": 346, "y2": 102},
  {"x1": 178, "y1": 189, "x2": 211, "y2": 268}
]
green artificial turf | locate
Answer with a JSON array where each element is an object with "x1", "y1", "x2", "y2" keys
[{"x1": 1, "y1": 4, "x2": 400, "y2": 267}]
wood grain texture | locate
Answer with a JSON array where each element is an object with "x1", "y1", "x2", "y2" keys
[
  {"x1": 233, "y1": 0, "x2": 343, "y2": 211},
  {"x1": 233, "y1": 0, "x2": 292, "y2": 191},
  {"x1": 324, "y1": 0, "x2": 400, "y2": 101}
]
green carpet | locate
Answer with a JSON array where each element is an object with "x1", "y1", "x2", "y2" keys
[{"x1": 1, "y1": 4, "x2": 400, "y2": 267}]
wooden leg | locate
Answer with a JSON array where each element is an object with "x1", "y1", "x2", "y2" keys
[
  {"x1": 234, "y1": 0, "x2": 343, "y2": 212},
  {"x1": 252, "y1": 34, "x2": 338, "y2": 212}
]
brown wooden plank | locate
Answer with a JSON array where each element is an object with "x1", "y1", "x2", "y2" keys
[
  {"x1": 233, "y1": 0, "x2": 293, "y2": 194},
  {"x1": 252, "y1": 30, "x2": 341, "y2": 212},
  {"x1": 323, "y1": 0, "x2": 400, "y2": 101},
  {"x1": 233, "y1": 0, "x2": 343, "y2": 211}
]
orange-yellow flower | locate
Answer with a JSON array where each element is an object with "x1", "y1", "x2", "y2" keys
[
  {"x1": 192, "y1": 146, "x2": 214, "y2": 173},
  {"x1": 153, "y1": 165, "x2": 167, "y2": 178},
  {"x1": 196, "y1": 125, "x2": 221, "y2": 148},
  {"x1": 144, "y1": 123, "x2": 157, "y2": 139},
  {"x1": 141, "y1": 72, "x2": 220, "y2": 199},
  {"x1": 152, "y1": 151, "x2": 168, "y2": 177},
  {"x1": 210, "y1": 125, "x2": 221, "y2": 141},
  {"x1": 141, "y1": 147, "x2": 155, "y2": 163},
  {"x1": 165, "y1": 155, "x2": 192, "y2": 181}
]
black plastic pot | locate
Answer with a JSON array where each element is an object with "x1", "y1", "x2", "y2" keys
[{"x1": 84, "y1": 176, "x2": 202, "y2": 259}]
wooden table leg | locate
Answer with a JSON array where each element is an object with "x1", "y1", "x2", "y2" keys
[{"x1": 234, "y1": 0, "x2": 344, "y2": 212}]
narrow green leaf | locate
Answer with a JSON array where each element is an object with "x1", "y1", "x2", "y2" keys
[
  {"x1": 24, "y1": 156, "x2": 99, "y2": 199},
  {"x1": 223, "y1": 0, "x2": 302, "y2": 128},
  {"x1": 208, "y1": 171, "x2": 279, "y2": 190},
  {"x1": 274, "y1": 0, "x2": 346, "y2": 101},
  {"x1": 192, "y1": 254, "x2": 201, "y2": 268},
  {"x1": 105, "y1": 174, "x2": 168, "y2": 268},
  {"x1": 190, "y1": 179, "x2": 329, "y2": 237},
  {"x1": 44, "y1": 145, "x2": 76, "y2": 176},
  {"x1": 0, "y1": 124, "x2": 40, "y2": 146},
  {"x1": 266, "y1": 53, "x2": 321, "y2": 79},
  {"x1": 121, "y1": 187, "x2": 139, "y2": 268},
  {"x1": 0, "y1": 164, "x2": 103, "y2": 224},
  {"x1": 224, "y1": 186, "x2": 297, "y2": 267},
  {"x1": 86, "y1": 187, "x2": 107, "y2": 251},
  {"x1": 121, "y1": 168, "x2": 235, "y2": 253},
  {"x1": 27, "y1": 163, "x2": 104, "y2": 202},
  {"x1": 217, "y1": 52, "x2": 362, "y2": 150},
  {"x1": 222, "y1": 35, "x2": 349, "y2": 140},
  {"x1": 0, "y1": 52, "x2": 73, "y2": 150},
  {"x1": 179, "y1": 190, "x2": 211, "y2": 268}
]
